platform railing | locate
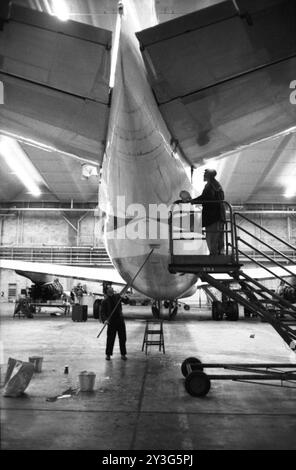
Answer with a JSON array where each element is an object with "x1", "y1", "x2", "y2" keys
[
  {"x1": 168, "y1": 200, "x2": 239, "y2": 268},
  {"x1": 233, "y1": 212, "x2": 296, "y2": 290}
]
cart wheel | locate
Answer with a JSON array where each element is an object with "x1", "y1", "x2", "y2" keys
[
  {"x1": 184, "y1": 304, "x2": 190, "y2": 311},
  {"x1": 185, "y1": 371, "x2": 211, "y2": 397},
  {"x1": 181, "y1": 357, "x2": 203, "y2": 377},
  {"x1": 212, "y1": 301, "x2": 223, "y2": 320}
]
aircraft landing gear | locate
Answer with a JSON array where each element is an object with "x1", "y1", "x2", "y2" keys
[
  {"x1": 151, "y1": 300, "x2": 161, "y2": 319},
  {"x1": 225, "y1": 301, "x2": 239, "y2": 321},
  {"x1": 152, "y1": 300, "x2": 179, "y2": 319},
  {"x1": 212, "y1": 300, "x2": 239, "y2": 321},
  {"x1": 212, "y1": 300, "x2": 223, "y2": 320},
  {"x1": 168, "y1": 301, "x2": 178, "y2": 320}
]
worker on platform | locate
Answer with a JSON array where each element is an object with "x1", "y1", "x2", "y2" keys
[{"x1": 190, "y1": 169, "x2": 226, "y2": 255}]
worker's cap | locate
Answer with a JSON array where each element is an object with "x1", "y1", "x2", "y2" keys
[
  {"x1": 179, "y1": 190, "x2": 191, "y2": 199},
  {"x1": 204, "y1": 168, "x2": 217, "y2": 177}
]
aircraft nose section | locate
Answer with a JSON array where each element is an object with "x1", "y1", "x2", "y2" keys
[{"x1": 112, "y1": 253, "x2": 196, "y2": 300}]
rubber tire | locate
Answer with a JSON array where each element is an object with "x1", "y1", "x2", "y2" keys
[
  {"x1": 169, "y1": 306, "x2": 178, "y2": 320},
  {"x1": 181, "y1": 357, "x2": 203, "y2": 377},
  {"x1": 152, "y1": 305, "x2": 160, "y2": 319},
  {"x1": 184, "y1": 304, "x2": 190, "y2": 311},
  {"x1": 244, "y1": 307, "x2": 251, "y2": 318},
  {"x1": 93, "y1": 299, "x2": 101, "y2": 320},
  {"x1": 212, "y1": 300, "x2": 223, "y2": 320},
  {"x1": 29, "y1": 305, "x2": 36, "y2": 314},
  {"x1": 226, "y1": 301, "x2": 239, "y2": 321},
  {"x1": 185, "y1": 371, "x2": 211, "y2": 397}
]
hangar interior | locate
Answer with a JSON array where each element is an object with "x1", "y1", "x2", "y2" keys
[{"x1": 0, "y1": 0, "x2": 296, "y2": 451}]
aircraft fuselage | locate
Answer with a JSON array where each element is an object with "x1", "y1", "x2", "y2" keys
[{"x1": 100, "y1": 1, "x2": 197, "y2": 299}]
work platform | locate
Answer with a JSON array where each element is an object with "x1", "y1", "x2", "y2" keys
[
  {"x1": 168, "y1": 201, "x2": 296, "y2": 355},
  {"x1": 169, "y1": 254, "x2": 241, "y2": 274},
  {"x1": 168, "y1": 201, "x2": 296, "y2": 397}
]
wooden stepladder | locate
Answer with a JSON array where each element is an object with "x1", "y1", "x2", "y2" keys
[{"x1": 142, "y1": 320, "x2": 165, "y2": 354}]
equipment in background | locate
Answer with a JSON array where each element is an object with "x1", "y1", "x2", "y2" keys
[
  {"x1": 13, "y1": 272, "x2": 70, "y2": 318},
  {"x1": 72, "y1": 304, "x2": 88, "y2": 322},
  {"x1": 72, "y1": 282, "x2": 87, "y2": 304}
]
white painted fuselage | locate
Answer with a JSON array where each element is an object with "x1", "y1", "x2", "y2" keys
[{"x1": 100, "y1": 1, "x2": 197, "y2": 300}]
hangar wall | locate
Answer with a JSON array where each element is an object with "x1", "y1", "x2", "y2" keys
[
  {"x1": 0, "y1": 211, "x2": 102, "y2": 298},
  {"x1": 0, "y1": 210, "x2": 295, "y2": 300},
  {"x1": 1, "y1": 211, "x2": 295, "y2": 248},
  {"x1": 0, "y1": 211, "x2": 100, "y2": 246},
  {"x1": 236, "y1": 213, "x2": 296, "y2": 248}
]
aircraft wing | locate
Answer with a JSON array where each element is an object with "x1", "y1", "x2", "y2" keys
[
  {"x1": 0, "y1": 4, "x2": 111, "y2": 164},
  {"x1": 0, "y1": 259, "x2": 126, "y2": 286},
  {"x1": 136, "y1": 0, "x2": 296, "y2": 166}
]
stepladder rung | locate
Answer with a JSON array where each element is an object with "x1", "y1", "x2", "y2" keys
[
  {"x1": 145, "y1": 340, "x2": 164, "y2": 345},
  {"x1": 142, "y1": 320, "x2": 165, "y2": 354}
]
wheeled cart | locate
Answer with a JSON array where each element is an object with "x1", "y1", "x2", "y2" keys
[{"x1": 181, "y1": 357, "x2": 296, "y2": 397}]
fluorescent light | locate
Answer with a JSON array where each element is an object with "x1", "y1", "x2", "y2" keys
[
  {"x1": 284, "y1": 186, "x2": 296, "y2": 198},
  {"x1": 0, "y1": 130, "x2": 101, "y2": 166},
  {"x1": 0, "y1": 136, "x2": 43, "y2": 197},
  {"x1": 279, "y1": 174, "x2": 296, "y2": 198},
  {"x1": 51, "y1": 0, "x2": 70, "y2": 22},
  {"x1": 109, "y1": 10, "x2": 122, "y2": 88}
]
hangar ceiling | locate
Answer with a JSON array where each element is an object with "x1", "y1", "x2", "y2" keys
[{"x1": 0, "y1": 0, "x2": 295, "y2": 206}]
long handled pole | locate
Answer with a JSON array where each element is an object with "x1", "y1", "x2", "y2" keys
[{"x1": 96, "y1": 249, "x2": 155, "y2": 339}]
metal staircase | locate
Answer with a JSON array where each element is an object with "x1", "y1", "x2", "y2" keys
[{"x1": 168, "y1": 202, "x2": 296, "y2": 352}]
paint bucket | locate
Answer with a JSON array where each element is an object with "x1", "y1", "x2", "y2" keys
[
  {"x1": 78, "y1": 371, "x2": 96, "y2": 392},
  {"x1": 28, "y1": 356, "x2": 43, "y2": 373}
]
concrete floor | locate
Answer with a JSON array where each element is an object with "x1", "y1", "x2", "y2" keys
[{"x1": 0, "y1": 302, "x2": 296, "y2": 450}]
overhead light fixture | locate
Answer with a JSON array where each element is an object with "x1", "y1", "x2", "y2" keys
[
  {"x1": 51, "y1": 0, "x2": 70, "y2": 22},
  {"x1": 0, "y1": 130, "x2": 102, "y2": 166},
  {"x1": 279, "y1": 173, "x2": 296, "y2": 199},
  {"x1": 0, "y1": 136, "x2": 43, "y2": 197},
  {"x1": 109, "y1": 4, "x2": 122, "y2": 89},
  {"x1": 284, "y1": 186, "x2": 296, "y2": 198},
  {"x1": 81, "y1": 163, "x2": 99, "y2": 179}
]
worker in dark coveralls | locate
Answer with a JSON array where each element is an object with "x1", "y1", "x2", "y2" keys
[
  {"x1": 190, "y1": 169, "x2": 226, "y2": 255},
  {"x1": 101, "y1": 287, "x2": 127, "y2": 361}
]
